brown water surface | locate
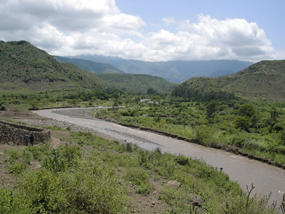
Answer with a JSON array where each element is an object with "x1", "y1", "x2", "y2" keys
[{"x1": 35, "y1": 108, "x2": 285, "y2": 205}]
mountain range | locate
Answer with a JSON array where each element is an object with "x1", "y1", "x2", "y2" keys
[
  {"x1": 1, "y1": 40, "x2": 285, "y2": 102},
  {"x1": 75, "y1": 55, "x2": 252, "y2": 83},
  {"x1": 0, "y1": 41, "x2": 173, "y2": 95}
]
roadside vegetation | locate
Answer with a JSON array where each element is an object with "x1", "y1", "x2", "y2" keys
[{"x1": 0, "y1": 130, "x2": 280, "y2": 213}]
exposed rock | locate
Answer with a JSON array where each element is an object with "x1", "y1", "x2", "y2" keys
[
  {"x1": 191, "y1": 194, "x2": 205, "y2": 207},
  {"x1": 165, "y1": 180, "x2": 181, "y2": 188},
  {"x1": 0, "y1": 120, "x2": 50, "y2": 145}
]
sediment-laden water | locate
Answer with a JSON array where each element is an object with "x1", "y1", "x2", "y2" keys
[{"x1": 35, "y1": 107, "x2": 285, "y2": 205}]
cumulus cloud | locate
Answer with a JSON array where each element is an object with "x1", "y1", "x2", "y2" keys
[
  {"x1": 144, "y1": 15, "x2": 274, "y2": 61},
  {"x1": 0, "y1": 0, "x2": 276, "y2": 61}
]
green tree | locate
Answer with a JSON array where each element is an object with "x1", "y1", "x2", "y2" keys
[
  {"x1": 206, "y1": 101, "x2": 217, "y2": 120},
  {"x1": 147, "y1": 88, "x2": 157, "y2": 95},
  {"x1": 238, "y1": 104, "x2": 256, "y2": 118},
  {"x1": 235, "y1": 116, "x2": 251, "y2": 132},
  {"x1": 235, "y1": 104, "x2": 258, "y2": 132}
]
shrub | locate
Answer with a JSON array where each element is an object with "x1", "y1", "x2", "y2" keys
[
  {"x1": 281, "y1": 131, "x2": 285, "y2": 145},
  {"x1": 19, "y1": 165, "x2": 126, "y2": 213},
  {"x1": 125, "y1": 167, "x2": 153, "y2": 195},
  {"x1": 42, "y1": 144, "x2": 81, "y2": 173},
  {"x1": 235, "y1": 116, "x2": 251, "y2": 132},
  {"x1": 0, "y1": 187, "x2": 31, "y2": 213}
]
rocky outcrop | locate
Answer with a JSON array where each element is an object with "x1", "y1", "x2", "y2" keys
[{"x1": 0, "y1": 120, "x2": 50, "y2": 145}]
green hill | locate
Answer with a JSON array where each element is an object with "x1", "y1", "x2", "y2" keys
[
  {"x1": 97, "y1": 73, "x2": 174, "y2": 94},
  {"x1": 173, "y1": 60, "x2": 285, "y2": 102},
  {"x1": 0, "y1": 41, "x2": 102, "y2": 93},
  {"x1": 55, "y1": 56, "x2": 122, "y2": 74}
]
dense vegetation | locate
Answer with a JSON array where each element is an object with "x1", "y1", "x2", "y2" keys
[
  {"x1": 0, "y1": 130, "x2": 279, "y2": 213},
  {"x1": 0, "y1": 41, "x2": 102, "y2": 92},
  {"x1": 97, "y1": 73, "x2": 174, "y2": 94},
  {"x1": 0, "y1": 41, "x2": 174, "y2": 96},
  {"x1": 0, "y1": 88, "x2": 123, "y2": 111},
  {"x1": 94, "y1": 96, "x2": 285, "y2": 168},
  {"x1": 173, "y1": 60, "x2": 285, "y2": 102}
]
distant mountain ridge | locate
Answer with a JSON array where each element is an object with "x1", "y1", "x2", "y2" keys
[
  {"x1": 173, "y1": 60, "x2": 285, "y2": 102},
  {"x1": 55, "y1": 56, "x2": 123, "y2": 73},
  {"x1": 54, "y1": 56, "x2": 173, "y2": 94},
  {"x1": 0, "y1": 41, "x2": 102, "y2": 93},
  {"x1": 76, "y1": 55, "x2": 252, "y2": 83}
]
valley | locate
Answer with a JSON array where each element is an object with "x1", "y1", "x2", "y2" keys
[{"x1": 1, "y1": 40, "x2": 285, "y2": 213}]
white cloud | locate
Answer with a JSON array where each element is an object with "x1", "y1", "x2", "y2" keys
[
  {"x1": 144, "y1": 15, "x2": 274, "y2": 61},
  {"x1": 0, "y1": 1, "x2": 277, "y2": 61}
]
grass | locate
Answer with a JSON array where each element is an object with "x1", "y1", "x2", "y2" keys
[
  {"x1": 0, "y1": 130, "x2": 280, "y2": 213},
  {"x1": 93, "y1": 96, "x2": 285, "y2": 167}
]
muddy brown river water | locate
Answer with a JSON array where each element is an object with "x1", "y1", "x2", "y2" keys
[{"x1": 35, "y1": 107, "x2": 285, "y2": 206}]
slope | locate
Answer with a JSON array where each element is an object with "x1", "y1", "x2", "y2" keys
[
  {"x1": 0, "y1": 41, "x2": 102, "y2": 93},
  {"x1": 97, "y1": 73, "x2": 174, "y2": 94},
  {"x1": 78, "y1": 55, "x2": 252, "y2": 83},
  {"x1": 55, "y1": 56, "x2": 122, "y2": 73},
  {"x1": 173, "y1": 60, "x2": 285, "y2": 102}
]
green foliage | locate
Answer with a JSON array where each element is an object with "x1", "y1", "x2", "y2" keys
[
  {"x1": 281, "y1": 131, "x2": 285, "y2": 145},
  {"x1": 1, "y1": 130, "x2": 279, "y2": 213},
  {"x1": 42, "y1": 144, "x2": 81, "y2": 173},
  {"x1": 172, "y1": 60, "x2": 285, "y2": 102},
  {"x1": 125, "y1": 167, "x2": 153, "y2": 195},
  {"x1": 97, "y1": 72, "x2": 174, "y2": 94},
  {"x1": 238, "y1": 104, "x2": 256, "y2": 118},
  {"x1": 206, "y1": 100, "x2": 217, "y2": 119},
  {"x1": 235, "y1": 104, "x2": 258, "y2": 132},
  {"x1": 0, "y1": 41, "x2": 102, "y2": 93},
  {"x1": 95, "y1": 96, "x2": 285, "y2": 167},
  {"x1": 235, "y1": 116, "x2": 251, "y2": 132}
]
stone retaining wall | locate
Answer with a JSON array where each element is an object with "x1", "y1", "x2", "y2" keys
[{"x1": 0, "y1": 120, "x2": 50, "y2": 145}]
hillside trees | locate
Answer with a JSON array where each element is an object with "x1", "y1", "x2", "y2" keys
[{"x1": 235, "y1": 104, "x2": 258, "y2": 132}]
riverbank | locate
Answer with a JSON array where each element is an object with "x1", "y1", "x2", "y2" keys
[
  {"x1": 1, "y1": 121, "x2": 280, "y2": 213},
  {"x1": 34, "y1": 108, "x2": 285, "y2": 206},
  {"x1": 92, "y1": 101, "x2": 285, "y2": 171},
  {"x1": 96, "y1": 116, "x2": 285, "y2": 170}
]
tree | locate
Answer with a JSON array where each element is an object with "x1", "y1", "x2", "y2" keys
[
  {"x1": 235, "y1": 104, "x2": 258, "y2": 132},
  {"x1": 238, "y1": 104, "x2": 256, "y2": 118},
  {"x1": 281, "y1": 131, "x2": 285, "y2": 145},
  {"x1": 235, "y1": 116, "x2": 251, "y2": 132},
  {"x1": 147, "y1": 88, "x2": 157, "y2": 95},
  {"x1": 206, "y1": 101, "x2": 217, "y2": 120}
]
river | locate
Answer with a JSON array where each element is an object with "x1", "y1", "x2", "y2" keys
[{"x1": 35, "y1": 107, "x2": 285, "y2": 205}]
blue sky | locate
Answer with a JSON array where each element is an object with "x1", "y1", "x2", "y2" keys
[
  {"x1": 0, "y1": 0, "x2": 284, "y2": 61},
  {"x1": 117, "y1": 0, "x2": 285, "y2": 51}
]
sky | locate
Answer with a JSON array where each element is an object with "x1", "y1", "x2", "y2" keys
[{"x1": 0, "y1": 0, "x2": 284, "y2": 62}]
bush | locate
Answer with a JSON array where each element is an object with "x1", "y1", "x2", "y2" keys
[
  {"x1": 281, "y1": 131, "x2": 285, "y2": 145},
  {"x1": 125, "y1": 167, "x2": 153, "y2": 195},
  {"x1": 235, "y1": 116, "x2": 251, "y2": 132},
  {"x1": 0, "y1": 187, "x2": 31, "y2": 213},
  {"x1": 42, "y1": 144, "x2": 81, "y2": 173},
  {"x1": 19, "y1": 165, "x2": 126, "y2": 213}
]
